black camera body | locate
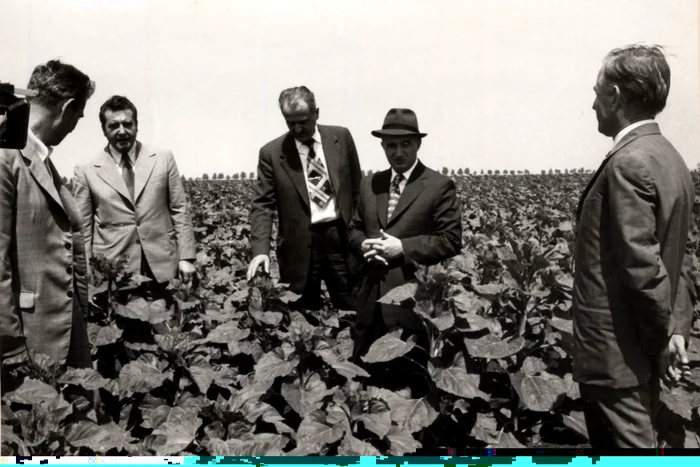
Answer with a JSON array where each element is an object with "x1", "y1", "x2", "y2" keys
[{"x1": 0, "y1": 83, "x2": 34, "y2": 149}]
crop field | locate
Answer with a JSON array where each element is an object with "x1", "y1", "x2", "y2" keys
[{"x1": 2, "y1": 172, "x2": 700, "y2": 455}]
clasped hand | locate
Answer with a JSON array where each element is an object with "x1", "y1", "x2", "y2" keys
[
  {"x1": 661, "y1": 334, "x2": 691, "y2": 386},
  {"x1": 361, "y1": 230, "x2": 403, "y2": 266}
]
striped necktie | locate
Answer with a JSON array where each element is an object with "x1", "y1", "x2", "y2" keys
[
  {"x1": 387, "y1": 172, "x2": 404, "y2": 218},
  {"x1": 305, "y1": 141, "x2": 333, "y2": 208}
]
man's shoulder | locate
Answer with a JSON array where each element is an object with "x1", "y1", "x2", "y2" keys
[
  {"x1": 260, "y1": 132, "x2": 289, "y2": 155},
  {"x1": 319, "y1": 124, "x2": 350, "y2": 136},
  {"x1": 0, "y1": 147, "x2": 22, "y2": 166}
]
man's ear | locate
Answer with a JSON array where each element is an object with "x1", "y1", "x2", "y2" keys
[
  {"x1": 611, "y1": 85, "x2": 622, "y2": 111},
  {"x1": 314, "y1": 107, "x2": 320, "y2": 120}
]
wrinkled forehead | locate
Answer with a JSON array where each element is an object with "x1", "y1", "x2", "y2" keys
[{"x1": 104, "y1": 109, "x2": 136, "y2": 124}]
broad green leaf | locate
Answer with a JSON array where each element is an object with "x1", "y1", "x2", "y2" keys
[
  {"x1": 391, "y1": 397, "x2": 438, "y2": 433},
  {"x1": 361, "y1": 329, "x2": 416, "y2": 364},
  {"x1": 251, "y1": 310, "x2": 284, "y2": 326},
  {"x1": 281, "y1": 373, "x2": 334, "y2": 418},
  {"x1": 315, "y1": 348, "x2": 370, "y2": 380},
  {"x1": 549, "y1": 316, "x2": 573, "y2": 335},
  {"x1": 66, "y1": 421, "x2": 136, "y2": 452},
  {"x1": 660, "y1": 388, "x2": 695, "y2": 420},
  {"x1": 254, "y1": 352, "x2": 296, "y2": 389},
  {"x1": 521, "y1": 356, "x2": 547, "y2": 376},
  {"x1": 88, "y1": 323, "x2": 122, "y2": 346},
  {"x1": 452, "y1": 291, "x2": 491, "y2": 313},
  {"x1": 296, "y1": 410, "x2": 344, "y2": 449},
  {"x1": 206, "y1": 320, "x2": 250, "y2": 345},
  {"x1": 151, "y1": 407, "x2": 203, "y2": 455},
  {"x1": 338, "y1": 434, "x2": 381, "y2": 455},
  {"x1": 189, "y1": 366, "x2": 215, "y2": 394},
  {"x1": 488, "y1": 431, "x2": 526, "y2": 448},
  {"x1": 428, "y1": 353, "x2": 487, "y2": 400},
  {"x1": 357, "y1": 410, "x2": 392, "y2": 439},
  {"x1": 115, "y1": 297, "x2": 151, "y2": 321},
  {"x1": 465, "y1": 334, "x2": 526, "y2": 359},
  {"x1": 59, "y1": 368, "x2": 109, "y2": 391},
  {"x1": 472, "y1": 283, "x2": 505, "y2": 299},
  {"x1": 4, "y1": 378, "x2": 60, "y2": 406},
  {"x1": 386, "y1": 425, "x2": 422, "y2": 455},
  {"x1": 225, "y1": 434, "x2": 290, "y2": 455},
  {"x1": 510, "y1": 371, "x2": 568, "y2": 412},
  {"x1": 148, "y1": 299, "x2": 171, "y2": 325},
  {"x1": 561, "y1": 411, "x2": 588, "y2": 441},
  {"x1": 378, "y1": 282, "x2": 417, "y2": 305},
  {"x1": 471, "y1": 412, "x2": 499, "y2": 443},
  {"x1": 117, "y1": 360, "x2": 170, "y2": 397}
]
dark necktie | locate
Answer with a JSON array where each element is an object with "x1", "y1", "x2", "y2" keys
[
  {"x1": 122, "y1": 155, "x2": 135, "y2": 200},
  {"x1": 305, "y1": 142, "x2": 333, "y2": 208},
  {"x1": 387, "y1": 173, "x2": 404, "y2": 219}
]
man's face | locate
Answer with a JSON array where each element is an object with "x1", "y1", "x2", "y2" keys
[
  {"x1": 381, "y1": 135, "x2": 421, "y2": 174},
  {"x1": 282, "y1": 105, "x2": 318, "y2": 144},
  {"x1": 103, "y1": 109, "x2": 138, "y2": 154},
  {"x1": 592, "y1": 72, "x2": 618, "y2": 137}
]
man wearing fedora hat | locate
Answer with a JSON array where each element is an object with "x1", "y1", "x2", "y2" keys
[
  {"x1": 248, "y1": 86, "x2": 362, "y2": 310},
  {"x1": 348, "y1": 108, "x2": 462, "y2": 358}
]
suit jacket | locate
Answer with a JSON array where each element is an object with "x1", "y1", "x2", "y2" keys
[
  {"x1": 249, "y1": 125, "x2": 362, "y2": 293},
  {"x1": 572, "y1": 122, "x2": 695, "y2": 388},
  {"x1": 0, "y1": 143, "x2": 89, "y2": 364},
  {"x1": 72, "y1": 142, "x2": 196, "y2": 283},
  {"x1": 347, "y1": 161, "x2": 463, "y2": 327}
]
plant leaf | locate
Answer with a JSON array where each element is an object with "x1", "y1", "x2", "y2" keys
[
  {"x1": 391, "y1": 397, "x2": 438, "y2": 433},
  {"x1": 361, "y1": 330, "x2": 416, "y2": 364},
  {"x1": 59, "y1": 368, "x2": 109, "y2": 391},
  {"x1": 378, "y1": 282, "x2": 418, "y2": 305},
  {"x1": 465, "y1": 334, "x2": 526, "y2": 359},
  {"x1": 386, "y1": 425, "x2": 422, "y2": 455},
  {"x1": 338, "y1": 434, "x2": 381, "y2": 455}
]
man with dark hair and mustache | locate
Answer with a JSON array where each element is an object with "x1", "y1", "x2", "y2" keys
[{"x1": 73, "y1": 96, "x2": 196, "y2": 289}]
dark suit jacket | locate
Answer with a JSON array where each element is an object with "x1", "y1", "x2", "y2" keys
[
  {"x1": 347, "y1": 161, "x2": 462, "y2": 327},
  {"x1": 572, "y1": 122, "x2": 695, "y2": 389},
  {"x1": 73, "y1": 142, "x2": 197, "y2": 283},
  {"x1": 249, "y1": 125, "x2": 362, "y2": 293},
  {"x1": 0, "y1": 142, "x2": 89, "y2": 364}
]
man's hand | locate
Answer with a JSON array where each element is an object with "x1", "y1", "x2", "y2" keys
[
  {"x1": 178, "y1": 260, "x2": 196, "y2": 283},
  {"x1": 662, "y1": 334, "x2": 691, "y2": 385},
  {"x1": 247, "y1": 254, "x2": 270, "y2": 280},
  {"x1": 363, "y1": 230, "x2": 403, "y2": 261},
  {"x1": 0, "y1": 114, "x2": 7, "y2": 139}
]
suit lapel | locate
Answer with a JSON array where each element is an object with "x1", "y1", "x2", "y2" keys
[
  {"x1": 280, "y1": 133, "x2": 310, "y2": 209},
  {"x1": 375, "y1": 170, "x2": 391, "y2": 228},
  {"x1": 133, "y1": 142, "x2": 157, "y2": 203},
  {"x1": 319, "y1": 126, "x2": 340, "y2": 196},
  {"x1": 24, "y1": 152, "x2": 65, "y2": 212},
  {"x1": 386, "y1": 162, "x2": 427, "y2": 227},
  {"x1": 94, "y1": 146, "x2": 133, "y2": 207},
  {"x1": 575, "y1": 123, "x2": 661, "y2": 221}
]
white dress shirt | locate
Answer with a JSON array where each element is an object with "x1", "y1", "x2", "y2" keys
[
  {"x1": 27, "y1": 129, "x2": 52, "y2": 162},
  {"x1": 613, "y1": 119, "x2": 655, "y2": 148},
  {"x1": 390, "y1": 158, "x2": 420, "y2": 195},
  {"x1": 108, "y1": 143, "x2": 138, "y2": 174},
  {"x1": 295, "y1": 126, "x2": 339, "y2": 224}
]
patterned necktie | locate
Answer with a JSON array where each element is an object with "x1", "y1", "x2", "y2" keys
[
  {"x1": 122, "y1": 155, "x2": 135, "y2": 200},
  {"x1": 305, "y1": 141, "x2": 333, "y2": 208},
  {"x1": 387, "y1": 172, "x2": 404, "y2": 218}
]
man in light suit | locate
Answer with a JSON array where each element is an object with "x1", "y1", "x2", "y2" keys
[
  {"x1": 0, "y1": 60, "x2": 95, "y2": 384},
  {"x1": 247, "y1": 86, "x2": 362, "y2": 310},
  {"x1": 573, "y1": 45, "x2": 695, "y2": 449},
  {"x1": 73, "y1": 96, "x2": 196, "y2": 287},
  {"x1": 348, "y1": 108, "x2": 462, "y2": 359}
]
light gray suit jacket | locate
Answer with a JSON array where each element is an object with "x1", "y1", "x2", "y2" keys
[{"x1": 73, "y1": 142, "x2": 196, "y2": 283}]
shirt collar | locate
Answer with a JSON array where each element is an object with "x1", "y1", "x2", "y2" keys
[
  {"x1": 109, "y1": 142, "x2": 138, "y2": 166},
  {"x1": 294, "y1": 125, "x2": 321, "y2": 152},
  {"x1": 26, "y1": 129, "x2": 53, "y2": 162},
  {"x1": 392, "y1": 158, "x2": 419, "y2": 183},
  {"x1": 613, "y1": 119, "x2": 655, "y2": 147}
]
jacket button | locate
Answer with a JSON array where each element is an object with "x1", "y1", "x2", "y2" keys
[
  {"x1": 67, "y1": 290, "x2": 73, "y2": 298},
  {"x1": 64, "y1": 242, "x2": 72, "y2": 250}
]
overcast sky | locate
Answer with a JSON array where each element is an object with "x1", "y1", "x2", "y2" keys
[{"x1": 2, "y1": 0, "x2": 698, "y2": 178}]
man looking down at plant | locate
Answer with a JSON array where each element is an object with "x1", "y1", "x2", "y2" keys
[
  {"x1": 348, "y1": 108, "x2": 462, "y2": 359},
  {"x1": 573, "y1": 44, "x2": 695, "y2": 449},
  {"x1": 0, "y1": 60, "x2": 96, "y2": 386}
]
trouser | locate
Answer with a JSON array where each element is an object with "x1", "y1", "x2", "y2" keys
[
  {"x1": 296, "y1": 219, "x2": 355, "y2": 311},
  {"x1": 579, "y1": 372, "x2": 661, "y2": 449},
  {"x1": 65, "y1": 283, "x2": 92, "y2": 369}
]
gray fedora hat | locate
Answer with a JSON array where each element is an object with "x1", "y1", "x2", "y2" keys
[{"x1": 371, "y1": 108, "x2": 427, "y2": 138}]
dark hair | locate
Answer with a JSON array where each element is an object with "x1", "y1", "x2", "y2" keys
[
  {"x1": 278, "y1": 86, "x2": 316, "y2": 113},
  {"x1": 27, "y1": 59, "x2": 95, "y2": 107},
  {"x1": 99, "y1": 95, "x2": 138, "y2": 128},
  {"x1": 599, "y1": 44, "x2": 671, "y2": 117}
]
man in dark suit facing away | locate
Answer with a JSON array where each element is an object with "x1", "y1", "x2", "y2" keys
[
  {"x1": 247, "y1": 86, "x2": 362, "y2": 310},
  {"x1": 348, "y1": 108, "x2": 462, "y2": 357},
  {"x1": 573, "y1": 44, "x2": 695, "y2": 449}
]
